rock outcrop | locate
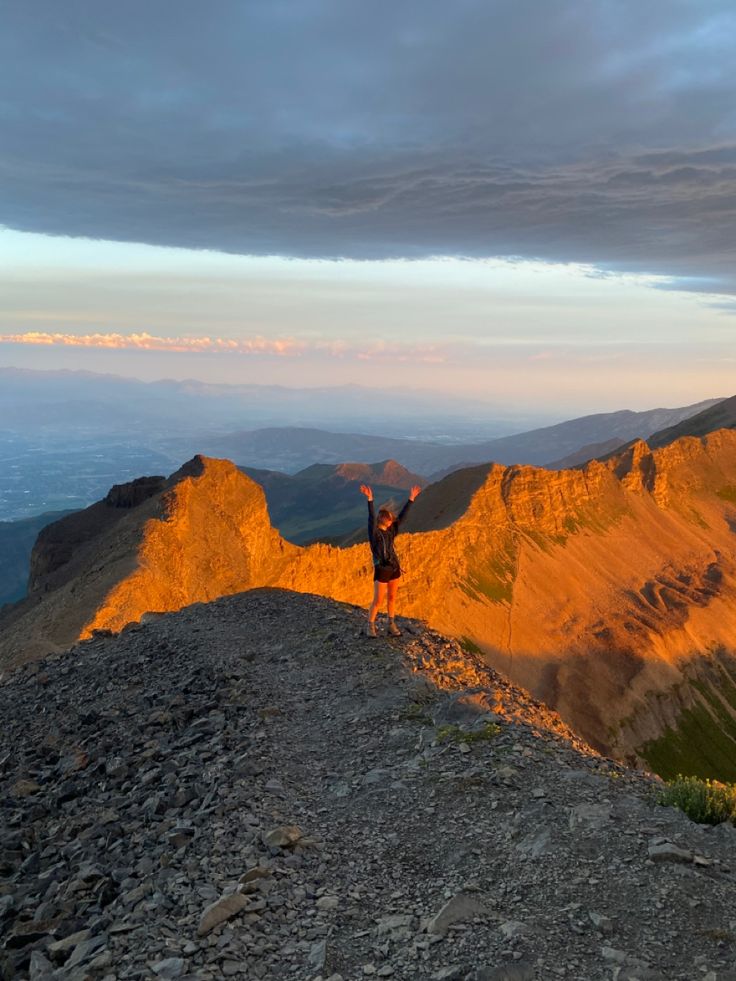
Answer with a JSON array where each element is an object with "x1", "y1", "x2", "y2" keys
[
  {"x1": 1, "y1": 592, "x2": 735, "y2": 980},
  {"x1": 2, "y1": 431, "x2": 736, "y2": 776}
]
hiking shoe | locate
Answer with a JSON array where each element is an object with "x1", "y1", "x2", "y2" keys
[
  {"x1": 365, "y1": 622, "x2": 378, "y2": 638},
  {"x1": 387, "y1": 621, "x2": 402, "y2": 637}
]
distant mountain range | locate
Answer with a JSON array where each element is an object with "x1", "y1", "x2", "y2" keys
[
  {"x1": 548, "y1": 396, "x2": 736, "y2": 469},
  {"x1": 4, "y1": 424, "x2": 736, "y2": 783},
  {"x1": 197, "y1": 398, "x2": 723, "y2": 474},
  {"x1": 0, "y1": 366, "x2": 535, "y2": 440}
]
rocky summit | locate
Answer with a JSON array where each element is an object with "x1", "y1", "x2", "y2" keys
[
  {"x1": 3, "y1": 431, "x2": 736, "y2": 776},
  {"x1": 2, "y1": 590, "x2": 736, "y2": 980}
]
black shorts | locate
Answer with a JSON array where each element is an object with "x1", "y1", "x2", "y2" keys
[{"x1": 374, "y1": 564, "x2": 401, "y2": 583}]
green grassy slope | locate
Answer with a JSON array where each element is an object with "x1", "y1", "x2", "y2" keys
[{"x1": 639, "y1": 656, "x2": 736, "y2": 781}]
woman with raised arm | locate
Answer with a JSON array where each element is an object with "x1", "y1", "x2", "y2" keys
[{"x1": 359, "y1": 482, "x2": 422, "y2": 637}]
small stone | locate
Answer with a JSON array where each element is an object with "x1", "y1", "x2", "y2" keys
[
  {"x1": 240, "y1": 866, "x2": 271, "y2": 884},
  {"x1": 89, "y1": 950, "x2": 113, "y2": 972},
  {"x1": 151, "y1": 957, "x2": 187, "y2": 978},
  {"x1": 12, "y1": 778, "x2": 41, "y2": 797},
  {"x1": 316, "y1": 894, "x2": 339, "y2": 910},
  {"x1": 432, "y1": 968, "x2": 466, "y2": 981},
  {"x1": 197, "y1": 892, "x2": 250, "y2": 936},
  {"x1": 48, "y1": 929, "x2": 92, "y2": 955},
  {"x1": 426, "y1": 891, "x2": 488, "y2": 935},
  {"x1": 221, "y1": 961, "x2": 247, "y2": 976},
  {"x1": 376, "y1": 914, "x2": 413, "y2": 935},
  {"x1": 29, "y1": 950, "x2": 54, "y2": 981},
  {"x1": 499, "y1": 920, "x2": 533, "y2": 939},
  {"x1": 308, "y1": 938, "x2": 327, "y2": 969},
  {"x1": 589, "y1": 911, "x2": 613, "y2": 934},
  {"x1": 262, "y1": 825, "x2": 303, "y2": 848},
  {"x1": 568, "y1": 803, "x2": 612, "y2": 830},
  {"x1": 601, "y1": 947, "x2": 649, "y2": 970},
  {"x1": 66, "y1": 935, "x2": 108, "y2": 969},
  {"x1": 647, "y1": 842, "x2": 693, "y2": 864},
  {"x1": 515, "y1": 828, "x2": 553, "y2": 859},
  {"x1": 475, "y1": 965, "x2": 535, "y2": 981}
]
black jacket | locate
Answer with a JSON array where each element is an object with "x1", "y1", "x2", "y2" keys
[{"x1": 367, "y1": 498, "x2": 412, "y2": 571}]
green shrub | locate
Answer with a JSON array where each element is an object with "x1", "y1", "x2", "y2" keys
[
  {"x1": 400, "y1": 702, "x2": 433, "y2": 725},
  {"x1": 658, "y1": 775, "x2": 736, "y2": 825},
  {"x1": 437, "y1": 720, "x2": 501, "y2": 744}
]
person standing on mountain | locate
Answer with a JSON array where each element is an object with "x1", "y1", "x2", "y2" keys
[{"x1": 359, "y1": 482, "x2": 421, "y2": 637}]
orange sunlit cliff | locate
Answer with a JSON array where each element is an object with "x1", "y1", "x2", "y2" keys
[{"x1": 2, "y1": 431, "x2": 736, "y2": 773}]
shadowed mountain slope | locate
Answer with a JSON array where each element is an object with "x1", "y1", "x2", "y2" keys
[
  {"x1": 241, "y1": 459, "x2": 425, "y2": 544},
  {"x1": 3, "y1": 432, "x2": 736, "y2": 779},
  {"x1": 0, "y1": 510, "x2": 75, "y2": 607},
  {"x1": 545, "y1": 437, "x2": 628, "y2": 470},
  {"x1": 648, "y1": 393, "x2": 736, "y2": 449}
]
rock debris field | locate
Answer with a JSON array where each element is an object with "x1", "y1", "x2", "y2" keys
[{"x1": 1, "y1": 588, "x2": 736, "y2": 981}]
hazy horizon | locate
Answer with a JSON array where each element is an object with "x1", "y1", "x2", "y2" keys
[{"x1": 0, "y1": 357, "x2": 729, "y2": 423}]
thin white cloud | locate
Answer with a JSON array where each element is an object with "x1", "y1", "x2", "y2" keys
[
  {"x1": 0, "y1": 331, "x2": 302, "y2": 355},
  {"x1": 0, "y1": 330, "x2": 447, "y2": 363}
]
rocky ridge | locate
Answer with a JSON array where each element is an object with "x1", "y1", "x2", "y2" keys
[
  {"x1": 2, "y1": 430, "x2": 736, "y2": 775},
  {"x1": 2, "y1": 590, "x2": 736, "y2": 980}
]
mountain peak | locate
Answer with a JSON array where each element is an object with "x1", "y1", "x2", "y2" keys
[{"x1": 3, "y1": 431, "x2": 736, "y2": 779}]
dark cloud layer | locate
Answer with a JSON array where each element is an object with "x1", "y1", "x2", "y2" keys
[{"x1": 2, "y1": 0, "x2": 736, "y2": 287}]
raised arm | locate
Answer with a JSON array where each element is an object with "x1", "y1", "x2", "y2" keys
[
  {"x1": 394, "y1": 485, "x2": 422, "y2": 531},
  {"x1": 360, "y1": 484, "x2": 374, "y2": 538}
]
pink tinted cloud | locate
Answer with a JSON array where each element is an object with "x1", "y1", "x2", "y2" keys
[
  {"x1": 0, "y1": 330, "x2": 305, "y2": 356},
  {"x1": 0, "y1": 330, "x2": 446, "y2": 363},
  {"x1": 355, "y1": 340, "x2": 445, "y2": 363}
]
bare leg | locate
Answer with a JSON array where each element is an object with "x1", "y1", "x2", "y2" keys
[
  {"x1": 369, "y1": 581, "x2": 387, "y2": 623},
  {"x1": 386, "y1": 579, "x2": 402, "y2": 635}
]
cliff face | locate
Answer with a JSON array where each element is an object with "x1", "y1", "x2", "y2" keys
[
  {"x1": 83, "y1": 456, "x2": 297, "y2": 637},
  {"x1": 0, "y1": 457, "x2": 297, "y2": 662},
  {"x1": 3, "y1": 432, "x2": 736, "y2": 775}
]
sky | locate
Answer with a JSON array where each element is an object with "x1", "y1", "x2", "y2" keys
[{"x1": 1, "y1": 0, "x2": 735, "y2": 414}]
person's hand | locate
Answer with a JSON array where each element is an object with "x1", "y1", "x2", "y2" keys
[
  {"x1": 359, "y1": 484, "x2": 373, "y2": 501},
  {"x1": 409, "y1": 485, "x2": 422, "y2": 502}
]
